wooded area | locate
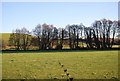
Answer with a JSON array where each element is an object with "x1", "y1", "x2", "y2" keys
[{"x1": 3, "y1": 19, "x2": 120, "y2": 50}]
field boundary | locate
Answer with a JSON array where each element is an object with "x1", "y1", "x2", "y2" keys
[
  {"x1": 1, "y1": 79, "x2": 119, "y2": 81},
  {"x1": 2, "y1": 48, "x2": 120, "y2": 53}
]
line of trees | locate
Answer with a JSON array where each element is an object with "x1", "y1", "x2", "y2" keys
[{"x1": 9, "y1": 19, "x2": 120, "y2": 50}]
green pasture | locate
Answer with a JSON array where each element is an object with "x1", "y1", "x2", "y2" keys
[{"x1": 2, "y1": 50, "x2": 118, "y2": 79}]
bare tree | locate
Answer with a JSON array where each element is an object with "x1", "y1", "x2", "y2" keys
[
  {"x1": 51, "y1": 27, "x2": 58, "y2": 48},
  {"x1": 66, "y1": 25, "x2": 72, "y2": 49},
  {"x1": 33, "y1": 24, "x2": 42, "y2": 50},
  {"x1": 90, "y1": 19, "x2": 118, "y2": 49},
  {"x1": 66, "y1": 24, "x2": 84, "y2": 49},
  {"x1": 57, "y1": 28, "x2": 68, "y2": 49},
  {"x1": 84, "y1": 27, "x2": 94, "y2": 48},
  {"x1": 9, "y1": 19, "x2": 119, "y2": 50},
  {"x1": 110, "y1": 21, "x2": 118, "y2": 47},
  {"x1": 9, "y1": 28, "x2": 31, "y2": 50},
  {"x1": 41, "y1": 23, "x2": 54, "y2": 49},
  {"x1": 20, "y1": 27, "x2": 31, "y2": 50},
  {"x1": 9, "y1": 29, "x2": 21, "y2": 50}
]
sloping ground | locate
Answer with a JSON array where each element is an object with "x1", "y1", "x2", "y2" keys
[
  {"x1": 0, "y1": 33, "x2": 11, "y2": 44},
  {"x1": 0, "y1": 33, "x2": 35, "y2": 45}
]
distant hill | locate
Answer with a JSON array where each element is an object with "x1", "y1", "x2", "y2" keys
[
  {"x1": 0, "y1": 33, "x2": 11, "y2": 45},
  {"x1": 0, "y1": 33, "x2": 37, "y2": 45}
]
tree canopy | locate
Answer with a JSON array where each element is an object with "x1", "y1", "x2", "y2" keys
[{"x1": 8, "y1": 19, "x2": 120, "y2": 50}]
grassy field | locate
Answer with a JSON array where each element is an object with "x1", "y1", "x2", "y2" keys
[{"x1": 2, "y1": 50, "x2": 118, "y2": 79}]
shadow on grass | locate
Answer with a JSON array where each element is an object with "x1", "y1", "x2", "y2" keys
[
  {"x1": 2, "y1": 48, "x2": 120, "y2": 54},
  {"x1": 1, "y1": 79, "x2": 119, "y2": 81}
]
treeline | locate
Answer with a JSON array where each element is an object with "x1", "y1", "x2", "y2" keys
[{"x1": 8, "y1": 19, "x2": 120, "y2": 50}]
